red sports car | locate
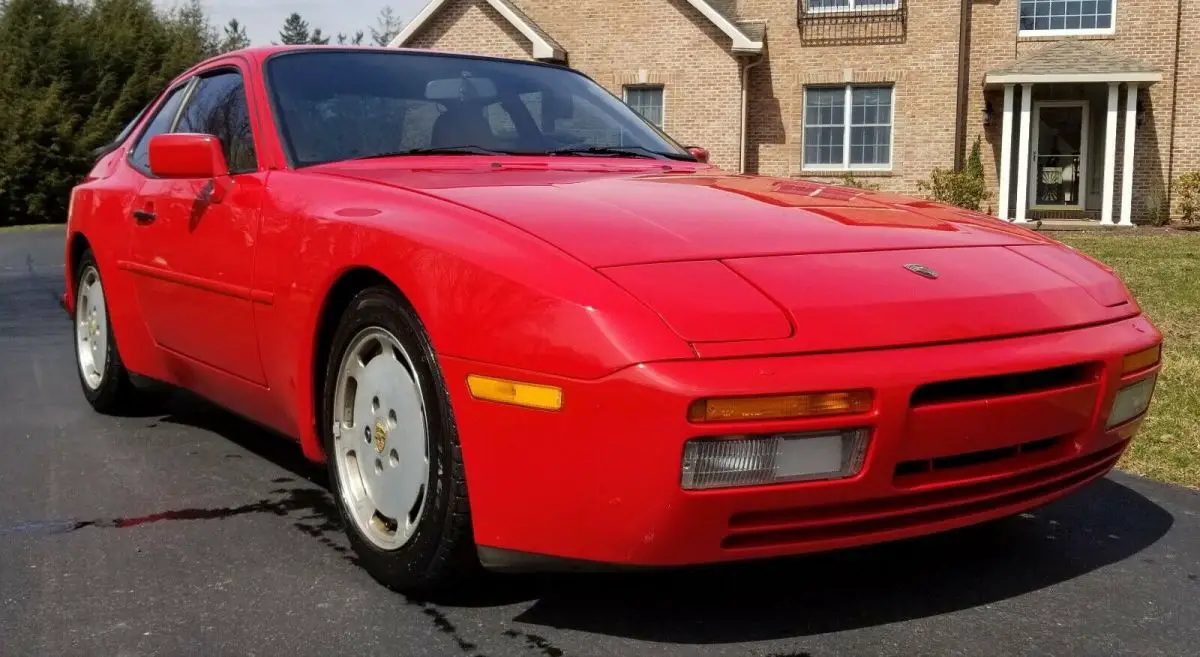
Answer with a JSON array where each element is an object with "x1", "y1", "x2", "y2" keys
[{"x1": 63, "y1": 46, "x2": 1162, "y2": 594}]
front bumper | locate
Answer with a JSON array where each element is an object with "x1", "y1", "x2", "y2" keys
[{"x1": 442, "y1": 315, "x2": 1161, "y2": 569}]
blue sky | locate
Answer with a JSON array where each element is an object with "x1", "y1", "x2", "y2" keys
[{"x1": 155, "y1": 0, "x2": 428, "y2": 46}]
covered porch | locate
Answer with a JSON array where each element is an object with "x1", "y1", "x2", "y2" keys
[{"x1": 984, "y1": 42, "x2": 1162, "y2": 226}]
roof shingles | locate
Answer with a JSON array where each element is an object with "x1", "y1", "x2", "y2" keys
[{"x1": 986, "y1": 41, "x2": 1161, "y2": 80}]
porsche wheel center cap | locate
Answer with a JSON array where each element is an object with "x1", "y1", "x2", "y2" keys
[{"x1": 372, "y1": 420, "x2": 388, "y2": 454}]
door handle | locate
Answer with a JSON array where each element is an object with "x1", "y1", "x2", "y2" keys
[{"x1": 132, "y1": 209, "x2": 156, "y2": 223}]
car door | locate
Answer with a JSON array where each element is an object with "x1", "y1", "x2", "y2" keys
[{"x1": 126, "y1": 65, "x2": 269, "y2": 386}]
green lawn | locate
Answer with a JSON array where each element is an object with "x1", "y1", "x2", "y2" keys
[
  {"x1": 0, "y1": 222, "x2": 64, "y2": 234},
  {"x1": 1052, "y1": 229, "x2": 1200, "y2": 489}
]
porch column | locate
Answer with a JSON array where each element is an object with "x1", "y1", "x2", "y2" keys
[
  {"x1": 1014, "y1": 84, "x2": 1033, "y2": 224},
  {"x1": 997, "y1": 84, "x2": 1015, "y2": 221},
  {"x1": 1119, "y1": 84, "x2": 1138, "y2": 226},
  {"x1": 1101, "y1": 82, "x2": 1119, "y2": 225}
]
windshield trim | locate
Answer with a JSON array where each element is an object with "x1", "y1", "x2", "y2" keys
[{"x1": 261, "y1": 48, "x2": 695, "y2": 170}]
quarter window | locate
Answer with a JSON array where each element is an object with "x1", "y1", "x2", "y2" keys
[
  {"x1": 803, "y1": 85, "x2": 893, "y2": 170},
  {"x1": 1019, "y1": 0, "x2": 1114, "y2": 34},
  {"x1": 624, "y1": 86, "x2": 665, "y2": 129},
  {"x1": 129, "y1": 85, "x2": 188, "y2": 173},
  {"x1": 173, "y1": 71, "x2": 259, "y2": 173}
]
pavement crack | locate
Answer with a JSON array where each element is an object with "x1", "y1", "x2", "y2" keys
[
  {"x1": 409, "y1": 600, "x2": 485, "y2": 655},
  {"x1": 502, "y1": 627, "x2": 565, "y2": 657}
]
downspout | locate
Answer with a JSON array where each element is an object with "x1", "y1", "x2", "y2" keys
[
  {"x1": 952, "y1": 0, "x2": 972, "y2": 170},
  {"x1": 1166, "y1": 0, "x2": 1183, "y2": 215},
  {"x1": 741, "y1": 54, "x2": 765, "y2": 174}
]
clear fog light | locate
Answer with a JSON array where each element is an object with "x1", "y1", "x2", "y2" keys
[
  {"x1": 1107, "y1": 374, "x2": 1157, "y2": 429},
  {"x1": 680, "y1": 429, "x2": 869, "y2": 490}
]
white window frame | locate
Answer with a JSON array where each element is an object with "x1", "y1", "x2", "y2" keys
[
  {"x1": 1016, "y1": 0, "x2": 1117, "y2": 37},
  {"x1": 801, "y1": 84, "x2": 895, "y2": 173},
  {"x1": 804, "y1": 0, "x2": 900, "y2": 15},
  {"x1": 623, "y1": 85, "x2": 666, "y2": 129}
]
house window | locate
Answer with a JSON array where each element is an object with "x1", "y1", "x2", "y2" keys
[
  {"x1": 1019, "y1": 0, "x2": 1114, "y2": 34},
  {"x1": 803, "y1": 85, "x2": 893, "y2": 170},
  {"x1": 624, "y1": 86, "x2": 664, "y2": 129},
  {"x1": 805, "y1": 0, "x2": 899, "y2": 11}
]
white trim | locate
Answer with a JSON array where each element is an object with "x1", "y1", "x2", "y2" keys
[
  {"x1": 1029, "y1": 100, "x2": 1090, "y2": 211},
  {"x1": 1017, "y1": 27, "x2": 1116, "y2": 37},
  {"x1": 389, "y1": 0, "x2": 566, "y2": 60},
  {"x1": 1119, "y1": 83, "x2": 1138, "y2": 225},
  {"x1": 997, "y1": 84, "x2": 1014, "y2": 221},
  {"x1": 1014, "y1": 84, "x2": 1033, "y2": 223},
  {"x1": 685, "y1": 0, "x2": 763, "y2": 52},
  {"x1": 1101, "y1": 82, "x2": 1119, "y2": 224},
  {"x1": 800, "y1": 84, "x2": 895, "y2": 173},
  {"x1": 985, "y1": 71, "x2": 1162, "y2": 85}
]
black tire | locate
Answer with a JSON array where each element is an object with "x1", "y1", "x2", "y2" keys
[
  {"x1": 321, "y1": 285, "x2": 478, "y2": 597},
  {"x1": 73, "y1": 249, "x2": 147, "y2": 414}
]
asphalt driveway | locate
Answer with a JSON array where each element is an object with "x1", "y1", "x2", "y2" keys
[{"x1": 1, "y1": 226, "x2": 1197, "y2": 656}]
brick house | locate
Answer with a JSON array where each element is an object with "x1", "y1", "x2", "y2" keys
[{"x1": 391, "y1": 0, "x2": 1199, "y2": 225}]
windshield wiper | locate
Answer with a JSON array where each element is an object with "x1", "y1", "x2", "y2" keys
[
  {"x1": 350, "y1": 146, "x2": 508, "y2": 160},
  {"x1": 543, "y1": 145, "x2": 691, "y2": 161}
]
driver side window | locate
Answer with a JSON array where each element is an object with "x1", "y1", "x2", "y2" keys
[
  {"x1": 173, "y1": 70, "x2": 259, "y2": 174},
  {"x1": 129, "y1": 84, "x2": 188, "y2": 174}
]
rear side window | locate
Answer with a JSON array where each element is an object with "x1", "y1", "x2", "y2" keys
[
  {"x1": 129, "y1": 84, "x2": 188, "y2": 173},
  {"x1": 173, "y1": 71, "x2": 259, "y2": 174}
]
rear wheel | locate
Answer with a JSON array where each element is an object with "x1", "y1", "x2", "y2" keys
[
  {"x1": 73, "y1": 249, "x2": 147, "y2": 414},
  {"x1": 322, "y1": 285, "x2": 477, "y2": 596}
]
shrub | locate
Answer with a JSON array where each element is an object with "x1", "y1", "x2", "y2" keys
[
  {"x1": 1177, "y1": 172, "x2": 1200, "y2": 224},
  {"x1": 916, "y1": 136, "x2": 990, "y2": 212},
  {"x1": 837, "y1": 172, "x2": 880, "y2": 190},
  {"x1": 1141, "y1": 183, "x2": 1171, "y2": 226}
]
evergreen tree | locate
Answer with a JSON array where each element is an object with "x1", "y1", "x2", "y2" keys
[
  {"x1": 308, "y1": 27, "x2": 329, "y2": 45},
  {"x1": 278, "y1": 12, "x2": 310, "y2": 45},
  {"x1": 219, "y1": 18, "x2": 250, "y2": 52},
  {"x1": 0, "y1": 0, "x2": 214, "y2": 226},
  {"x1": 370, "y1": 5, "x2": 403, "y2": 46}
]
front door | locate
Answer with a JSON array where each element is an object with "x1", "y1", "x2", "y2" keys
[
  {"x1": 127, "y1": 66, "x2": 268, "y2": 385},
  {"x1": 1031, "y1": 102, "x2": 1089, "y2": 209}
]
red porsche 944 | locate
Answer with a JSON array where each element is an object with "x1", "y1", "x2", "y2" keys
[{"x1": 63, "y1": 46, "x2": 1162, "y2": 594}]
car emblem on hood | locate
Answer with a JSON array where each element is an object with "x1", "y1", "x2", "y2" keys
[{"x1": 904, "y1": 263, "x2": 939, "y2": 279}]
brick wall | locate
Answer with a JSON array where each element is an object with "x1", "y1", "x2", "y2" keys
[
  {"x1": 405, "y1": 0, "x2": 533, "y2": 61},
  {"x1": 735, "y1": 0, "x2": 962, "y2": 196}
]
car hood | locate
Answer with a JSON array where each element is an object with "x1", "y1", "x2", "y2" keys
[
  {"x1": 314, "y1": 163, "x2": 1054, "y2": 267},
  {"x1": 317, "y1": 163, "x2": 1138, "y2": 353}
]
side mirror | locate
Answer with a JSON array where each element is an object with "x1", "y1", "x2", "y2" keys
[
  {"x1": 148, "y1": 133, "x2": 229, "y2": 179},
  {"x1": 686, "y1": 146, "x2": 710, "y2": 163}
]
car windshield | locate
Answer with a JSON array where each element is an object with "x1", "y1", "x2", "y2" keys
[{"x1": 264, "y1": 50, "x2": 693, "y2": 166}]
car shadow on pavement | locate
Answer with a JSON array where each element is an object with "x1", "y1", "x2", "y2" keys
[
  {"x1": 158, "y1": 394, "x2": 1175, "y2": 644},
  {"x1": 490, "y1": 477, "x2": 1174, "y2": 643}
]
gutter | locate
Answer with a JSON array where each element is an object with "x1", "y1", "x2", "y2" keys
[
  {"x1": 952, "y1": 0, "x2": 972, "y2": 170},
  {"x1": 740, "y1": 55, "x2": 765, "y2": 174},
  {"x1": 1165, "y1": 0, "x2": 1183, "y2": 215}
]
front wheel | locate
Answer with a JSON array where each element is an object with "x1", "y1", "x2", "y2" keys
[
  {"x1": 73, "y1": 249, "x2": 146, "y2": 414},
  {"x1": 321, "y1": 286, "x2": 477, "y2": 596}
]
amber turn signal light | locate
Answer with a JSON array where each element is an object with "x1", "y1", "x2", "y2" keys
[
  {"x1": 466, "y1": 375, "x2": 563, "y2": 411},
  {"x1": 1122, "y1": 344, "x2": 1161, "y2": 375},
  {"x1": 687, "y1": 390, "x2": 873, "y2": 423}
]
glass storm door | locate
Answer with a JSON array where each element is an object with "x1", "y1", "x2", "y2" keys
[{"x1": 1031, "y1": 103, "x2": 1088, "y2": 208}]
